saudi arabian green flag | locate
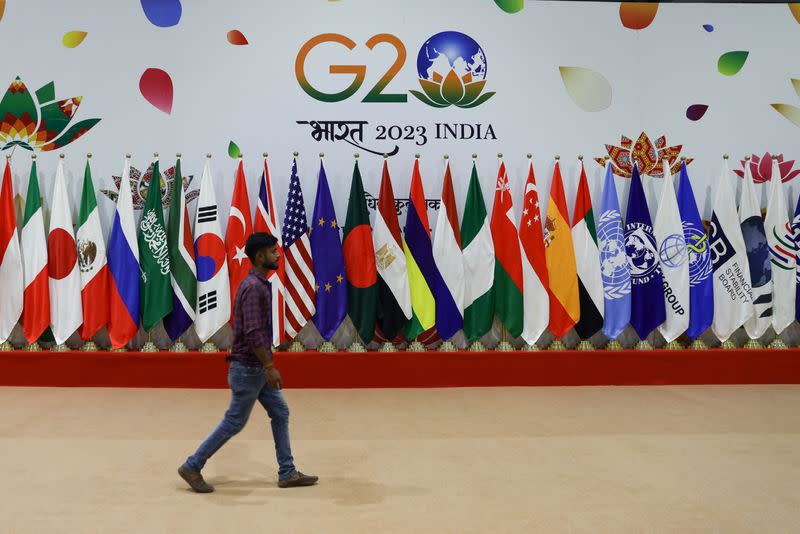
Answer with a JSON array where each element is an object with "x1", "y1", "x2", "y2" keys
[
  {"x1": 460, "y1": 163, "x2": 495, "y2": 342},
  {"x1": 137, "y1": 159, "x2": 172, "y2": 331},
  {"x1": 342, "y1": 161, "x2": 378, "y2": 343}
]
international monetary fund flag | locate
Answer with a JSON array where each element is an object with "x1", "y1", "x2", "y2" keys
[
  {"x1": 138, "y1": 158, "x2": 173, "y2": 332},
  {"x1": 432, "y1": 160, "x2": 464, "y2": 340},
  {"x1": 49, "y1": 158, "x2": 83, "y2": 344},
  {"x1": 0, "y1": 160, "x2": 23, "y2": 344},
  {"x1": 794, "y1": 192, "x2": 800, "y2": 323},
  {"x1": 653, "y1": 161, "x2": 689, "y2": 343},
  {"x1": 626, "y1": 163, "x2": 665, "y2": 340},
  {"x1": 461, "y1": 162, "x2": 495, "y2": 342},
  {"x1": 739, "y1": 160, "x2": 772, "y2": 339},
  {"x1": 21, "y1": 158, "x2": 50, "y2": 343},
  {"x1": 193, "y1": 159, "x2": 230, "y2": 343},
  {"x1": 677, "y1": 162, "x2": 713, "y2": 340},
  {"x1": 764, "y1": 157, "x2": 796, "y2": 334},
  {"x1": 163, "y1": 158, "x2": 197, "y2": 342},
  {"x1": 310, "y1": 160, "x2": 347, "y2": 340},
  {"x1": 710, "y1": 158, "x2": 753, "y2": 341},
  {"x1": 490, "y1": 161, "x2": 523, "y2": 338},
  {"x1": 572, "y1": 161, "x2": 604, "y2": 339},
  {"x1": 597, "y1": 164, "x2": 630, "y2": 340},
  {"x1": 107, "y1": 158, "x2": 141, "y2": 349},
  {"x1": 518, "y1": 160, "x2": 549, "y2": 344}
]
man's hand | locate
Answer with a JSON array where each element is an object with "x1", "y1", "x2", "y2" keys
[{"x1": 265, "y1": 365, "x2": 282, "y2": 390}]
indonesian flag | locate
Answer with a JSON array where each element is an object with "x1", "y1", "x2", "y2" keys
[
  {"x1": 225, "y1": 158, "x2": 253, "y2": 316},
  {"x1": 49, "y1": 159, "x2": 83, "y2": 344},
  {"x1": 490, "y1": 161, "x2": 523, "y2": 338},
  {"x1": 0, "y1": 160, "x2": 23, "y2": 343},
  {"x1": 20, "y1": 159, "x2": 50, "y2": 343},
  {"x1": 518, "y1": 161, "x2": 549, "y2": 344}
]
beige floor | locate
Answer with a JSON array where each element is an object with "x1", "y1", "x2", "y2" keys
[{"x1": 1, "y1": 386, "x2": 799, "y2": 533}]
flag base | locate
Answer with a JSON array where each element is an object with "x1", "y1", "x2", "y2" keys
[
  {"x1": 720, "y1": 339, "x2": 737, "y2": 349},
  {"x1": 51, "y1": 343, "x2": 70, "y2": 352},
  {"x1": 468, "y1": 341, "x2": 486, "y2": 352},
  {"x1": 0, "y1": 341, "x2": 14, "y2": 351},
  {"x1": 140, "y1": 341, "x2": 158, "y2": 353},
  {"x1": 523, "y1": 343, "x2": 539, "y2": 351},
  {"x1": 200, "y1": 342, "x2": 218, "y2": 353},
  {"x1": 689, "y1": 339, "x2": 708, "y2": 350},
  {"x1": 170, "y1": 341, "x2": 188, "y2": 353},
  {"x1": 81, "y1": 341, "x2": 99, "y2": 352},
  {"x1": 743, "y1": 339, "x2": 763, "y2": 349},
  {"x1": 378, "y1": 342, "x2": 397, "y2": 353},
  {"x1": 319, "y1": 341, "x2": 337, "y2": 353},
  {"x1": 665, "y1": 340, "x2": 685, "y2": 350},
  {"x1": 24, "y1": 343, "x2": 42, "y2": 351},
  {"x1": 347, "y1": 342, "x2": 366, "y2": 353},
  {"x1": 496, "y1": 341, "x2": 515, "y2": 352},
  {"x1": 407, "y1": 341, "x2": 427, "y2": 352},
  {"x1": 548, "y1": 339, "x2": 567, "y2": 351},
  {"x1": 576, "y1": 340, "x2": 594, "y2": 351},
  {"x1": 769, "y1": 337, "x2": 788, "y2": 349},
  {"x1": 288, "y1": 341, "x2": 306, "y2": 352},
  {"x1": 110, "y1": 346, "x2": 127, "y2": 352},
  {"x1": 635, "y1": 340, "x2": 654, "y2": 351},
  {"x1": 438, "y1": 341, "x2": 457, "y2": 352},
  {"x1": 605, "y1": 340, "x2": 624, "y2": 351}
]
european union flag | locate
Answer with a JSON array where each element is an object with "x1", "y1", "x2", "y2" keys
[
  {"x1": 625, "y1": 164, "x2": 665, "y2": 340},
  {"x1": 677, "y1": 162, "x2": 713, "y2": 339},
  {"x1": 310, "y1": 161, "x2": 347, "y2": 340}
]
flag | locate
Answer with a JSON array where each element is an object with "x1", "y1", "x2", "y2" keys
[
  {"x1": 20, "y1": 159, "x2": 50, "y2": 343},
  {"x1": 572, "y1": 161, "x2": 604, "y2": 339},
  {"x1": 226, "y1": 159, "x2": 253, "y2": 314},
  {"x1": 461, "y1": 162, "x2": 495, "y2": 342},
  {"x1": 282, "y1": 158, "x2": 315, "y2": 340},
  {"x1": 107, "y1": 158, "x2": 141, "y2": 349},
  {"x1": 653, "y1": 162, "x2": 689, "y2": 342},
  {"x1": 138, "y1": 158, "x2": 172, "y2": 332},
  {"x1": 310, "y1": 160, "x2": 347, "y2": 340},
  {"x1": 403, "y1": 159, "x2": 441, "y2": 341},
  {"x1": 677, "y1": 162, "x2": 713, "y2": 339},
  {"x1": 794, "y1": 192, "x2": 800, "y2": 323},
  {"x1": 48, "y1": 159, "x2": 83, "y2": 344},
  {"x1": 193, "y1": 159, "x2": 230, "y2": 343},
  {"x1": 372, "y1": 161, "x2": 411, "y2": 341},
  {"x1": 163, "y1": 158, "x2": 196, "y2": 342},
  {"x1": 254, "y1": 157, "x2": 286, "y2": 346},
  {"x1": 625, "y1": 163, "x2": 665, "y2": 340},
  {"x1": 0, "y1": 160, "x2": 23, "y2": 343},
  {"x1": 343, "y1": 160, "x2": 377, "y2": 343},
  {"x1": 432, "y1": 161, "x2": 464, "y2": 340},
  {"x1": 518, "y1": 161, "x2": 549, "y2": 344},
  {"x1": 597, "y1": 164, "x2": 630, "y2": 340},
  {"x1": 764, "y1": 157, "x2": 796, "y2": 334},
  {"x1": 76, "y1": 158, "x2": 109, "y2": 340},
  {"x1": 545, "y1": 161, "x2": 579, "y2": 339},
  {"x1": 710, "y1": 159, "x2": 753, "y2": 341},
  {"x1": 490, "y1": 161, "x2": 523, "y2": 337},
  {"x1": 739, "y1": 161, "x2": 772, "y2": 339}
]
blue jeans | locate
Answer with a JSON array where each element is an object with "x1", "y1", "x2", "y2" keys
[{"x1": 184, "y1": 361, "x2": 297, "y2": 481}]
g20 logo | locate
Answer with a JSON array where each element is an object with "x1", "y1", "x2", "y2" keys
[{"x1": 295, "y1": 31, "x2": 496, "y2": 108}]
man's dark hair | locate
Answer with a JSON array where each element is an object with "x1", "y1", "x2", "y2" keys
[{"x1": 245, "y1": 232, "x2": 278, "y2": 263}]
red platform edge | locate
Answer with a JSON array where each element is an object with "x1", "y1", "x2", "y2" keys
[{"x1": 0, "y1": 349, "x2": 798, "y2": 388}]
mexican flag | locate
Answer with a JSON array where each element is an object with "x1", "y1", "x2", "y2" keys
[{"x1": 490, "y1": 161, "x2": 523, "y2": 338}]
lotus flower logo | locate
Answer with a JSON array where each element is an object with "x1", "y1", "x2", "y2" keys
[
  {"x1": 594, "y1": 132, "x2": 693, "y2": 178},
  {"x1": 0, "y1": 76, "x2": 100, "y2": 152},
  {"x1": 410, "y1": 31, "x2": 495, "y2": 109},
  {"x1": 733, "y1": 152, "x2": 800, "y2": 184},
  {"x1": 101, "y1": 163, "x2": 199, "y2": 210}
]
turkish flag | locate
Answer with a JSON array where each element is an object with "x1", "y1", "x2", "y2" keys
[{"x1": 225, "y1": 159, "x2": 253, "y2": 318}]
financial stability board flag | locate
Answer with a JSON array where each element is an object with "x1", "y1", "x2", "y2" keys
[
  {"x1": 49, "y1": 158, "x2": 83, "y2": 344},
  {"x1": 107, "y1": 158, "x2": 141, "y2": 349},
  {"x1": 281, "y1": 158, "x2": 315, "y2": 340},
  {"x1": 544, "y1": 160, "x2": 579, "y2": 339},
  {"x1": 163, "y1": 158, "x2": 197, "y2": 342},
  {"x1": 432, "y1": 160, "x2": 464, "y2": 340},
  {"x1": 461, "y1": 162, "x2": 494, "y2": 343},
  {"x1": 739, "y1": 160, "x2": 772, "y2": 339},
  {"x1": 490, "y1": 160, "x2": 523, "y2": 338},
  {"x1": 403, "y1": 158, "x2": 441, "y2": 341},
  {"x1": 343, "y1": 159, "x2": 378, "y2": 344},
  {"x1": 653, "y1": 161, "x2": 689, "y2": 343},
  {"x1": 764, "y1": 157, "x2": 796, "y2": 334},
  {"x1": 0, "y1": 160, "x2": 23, "y2": 343},
  {"x1": 518, "y1": 159, "x2": 549, "y2": 344},
  {"x1": 253, "y1": 156, "x2": 286, "y2": 346},
  {"x1": 193, "y1": 159, "x2": 230, "y2": 343},
  {"x1": 226, "y1": 158, "x2": 253, "y2": 315},
  {"x1": 20, "y1": 158, "x2": 50, "y2": 343},
  {"x1": 794, "y1": 191, "x2": 800, "y2": 323},
  {"x1": 571, "y1": 160, "x2": 604, "y2": 339},
  {"x1": 372, "y1": 160, "x2": 411, "y2": 341},
  {"x1": 597, "y1": 164, "x2": 630, "y2": 340},
  {"x1": 76, "y1": 157, "x2": 109, "y2": 340},
  {"x1": 138, "y1": 158, "x2": 172, "y2": 332},
  {"x1": 310, "y1": 160, "x2": 347, "y2": 340},
  {"x1": 677, "y1": 162, "x2": 713, "y2": 340},
  {"x1": 709, "y1": 158, "x2": 753, "y2": 341},
  {"x1": 625, "y1": 163, "x2": 665, "y2": 340}
]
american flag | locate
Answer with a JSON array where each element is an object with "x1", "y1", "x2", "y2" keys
[
  {"x1": 281, "y1": 158, "x2": 316, "y2": 339},
  {"x1": 254, "y1": 157, "x2": 286, "y2": 346}
]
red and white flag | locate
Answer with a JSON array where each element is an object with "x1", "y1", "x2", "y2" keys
[
  {"x1": 518, "y1": 161, "x2": 550, "y2": 344},
  {"x1": 20, "y1": 159, "x2": 50, "y2": 343},
  {"x1": 0, "y1": 160, "x2": 23, "y2": 343},
  {"x1": 225, "y1": 158, "x2": 253, "y2": 316}
]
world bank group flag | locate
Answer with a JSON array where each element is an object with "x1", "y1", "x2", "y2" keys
[{"x1": 597, "y1": 165, "x2": 630, "y2": 340}]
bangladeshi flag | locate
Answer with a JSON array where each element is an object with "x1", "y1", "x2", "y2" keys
[
  {"x1": 490, "y1": 161, "x2": 523, "y2": 338},
  {"x1": 343, "y1": 160, "x2": 377, "y2": 343}
]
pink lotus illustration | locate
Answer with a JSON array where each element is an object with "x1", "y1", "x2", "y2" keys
[
  {"x1": 594, "y1": 132, "x2": 693, "y2": 178},
  {"x1": 733, "y1": 153, "x2": 800, "y2": 183},
  {"x1": 101, "y1": 163, "x2": 198, "y2": 209}
]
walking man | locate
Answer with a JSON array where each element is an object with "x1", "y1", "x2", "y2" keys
[{"x1": 179, "y1": 232, "x2": 318, "y2": 492}]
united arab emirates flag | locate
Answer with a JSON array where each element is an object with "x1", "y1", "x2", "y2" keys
[
  {"x1": 137, "y1": 159, "x2": 172, "y2": 332},
  {"x1": 571, "y1": 162, "x2": 604, "y2": 339},
  {"x1": 343, "y1": 160, "x2": 377, "y2": 343}
]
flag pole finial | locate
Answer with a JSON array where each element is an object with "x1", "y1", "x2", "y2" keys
[
  {"x1": 526, "y1": 153, "x2": 532, "y2": 159},
  {"x1": 443, "y1": 154, "x2": 449, "y2": 160},
  {"x1": 31, "y1": 154, "x2": 37, "y2": 160},
  {"x1": 415, "y1": 153, "x2": 420, "y2": 159},
  {"x1": 744, "y1": 155, "x2": 751, "y2": 161},
  {"x1": 153, "y1": 152, "x2": 159, "y2": 158},
  {"x1": 578, "y1": 154, "x2": 583, "y2": 161},
  {"x1": 319, "y1": 152, "x2": 324, "y2": 158},
  {"x1": 383, "y1": 153, "x2": 389, "y2": 159},
  {"x1": 59, "y1": 153, "x2": 65, "y2": 159},
  {"x1": 772, "y1": 154, "x2": 779, "y2": 160},
  {"x1": 680, "y1": 156, "x2": 686, "y2": 162},
  {"x1": 497, "y1": 152, "x2": 503, "y2": 158},
  {"x1": 354, "y1": 153, "x2": 359, "y2": 159},
  {"x1": 263, "y1": 152, "x2": 268, "y2": 158},
  {"x1": 126, "y1": 154, "x2": 131, "y2": 159},
  {"x1": 472, "y1": 153, "x2": 477, "y2": 159},
  {"x1": 87, "y1": 153, "x2": 92, "y2": 159},
  {"x1": 554, "y1": 155, "x2": 560, "y2": 161},
  {"x1": 206, "y1": 153, "x2": 212, "y2": 159},
  {"x1": 723, "y1": 154, "x2": 729, "y2": 160},
  {"x1": 176, "y1": 152, "x2": 181, "y2": 158},
  {"x1": 293, "y1": 151, "x2": 299, "y2": 157}
]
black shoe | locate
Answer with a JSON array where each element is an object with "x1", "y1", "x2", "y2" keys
[
  {"x1": 278, "y1": 471, "x2": 319, "y2": 488},
  {"x1": 178, "y1": 465, "x2": 215, "y2": 493}
]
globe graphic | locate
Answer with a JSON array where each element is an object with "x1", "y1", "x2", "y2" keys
[
  {"x1": 416, "y1": 31, "x2": 487, "y2": 82},
  {"x1": 658, "y1": 234, "x2": 687, "y2": 269},
  {"x1": 684, "y1": 227, "x2": 712, "y2": 285},
  {"x1": 625, "y1": 229, "x2": 658, "y2": 277}
]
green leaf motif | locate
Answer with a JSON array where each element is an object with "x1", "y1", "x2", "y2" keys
[
  {"x1": 456, "y1": 91, "x2": 496, "y2": 109},
  {"x1": 409, "y1": 90, "x2": 448, "y2": 108},
  {"x1": 494, "y1": 0, "x2": 524, "y2": 14},
  {"x1": 228, "y1": 140, "x2": 241, "y2": 158},
  {"x1": 717, "y1": 51, "x2": 749, "y2": 76}
]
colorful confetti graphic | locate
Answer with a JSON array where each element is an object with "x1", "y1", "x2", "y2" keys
[
  {"x1": 619, "y1": 2, "x2": 659, "y2": 30},
  {"x1": 790, "y1": 3, "x2": 800, "y2": 25},
  {"x1": 686, "y1": 104, "x2": 708, "y2": 121},
  {"x1": 559, "y1": 66, "x2": 612, "y2": 112},
  {"x1": 62, "y1": 31, "x2": 87, "y2": 48},
  {"x1": 717, "y1": 51, "x2": 749, "y2": 76},
  {"x1": 703, "y1": 24, "x2": 714, "y2": 32},
  {"x1": 139, "y1": 68, "x2": 173, "y2": 115},
  {"x1": 227, "y1": 30, "x2": 248, "y2": 45},
  {"x1": 140, "y1": 0, "x2": 182, "y2": 28}
]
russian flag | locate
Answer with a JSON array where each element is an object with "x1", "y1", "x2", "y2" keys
[{"x1": 107, "y1": 158, "x2": 141, "y2": 349}]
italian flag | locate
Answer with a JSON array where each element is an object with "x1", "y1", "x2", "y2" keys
[
  {"x1": 490, "y1": 161, "x2": 523, "y2": 338},
  {"x1": 77, "y1": 158, "x2": 109, "y2": 340},
  {"x1": 20, "y1": 159, "x2": 50, "y2": 344}
]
